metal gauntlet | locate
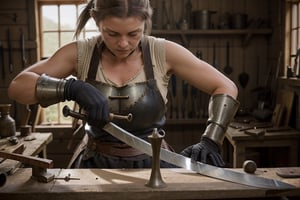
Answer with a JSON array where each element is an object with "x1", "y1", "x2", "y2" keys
[
  {"x1": 201, "y1": 94, "x2": 240, "y2": 147},
  {"x1": 35, "y1": 74, "x2": 67, "y2": 107}
]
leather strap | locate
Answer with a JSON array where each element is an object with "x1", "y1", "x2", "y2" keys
[
  {"x1": 87, "y1": 36, "x2": 154, "y2": 80},
  {"x1": 87, "y1": 41, "x2": 103, "y2": 80},
  {"x1": 140, "y1": 37, "x2": 154, "y2": 80}
]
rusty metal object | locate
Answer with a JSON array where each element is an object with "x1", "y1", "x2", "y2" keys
[
  {"x1": 145, "y1": 128, "x2": 167, "y2": 188},
  {"x1": 20, "y1": 125, "x2": 32, "y2": 137},
  {"x1": 0, "y1": 104, "x2": 16, "y2": 138},
  {"x1": 243, "y1": 160, "x2": 257, "y2": 174}
]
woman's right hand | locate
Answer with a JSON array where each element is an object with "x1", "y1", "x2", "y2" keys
[{"x1": 65, "y1": 79, "x2": 110, "y2": 127}]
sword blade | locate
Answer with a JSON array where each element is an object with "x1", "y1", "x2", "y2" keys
[{"x1": 103, "y1": 122, "x2": 295, "y2": 189}]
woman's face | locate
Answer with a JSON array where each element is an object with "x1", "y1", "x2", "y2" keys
[{"x1": 99, "y1": 16, "x2": 145, "y2": 59}]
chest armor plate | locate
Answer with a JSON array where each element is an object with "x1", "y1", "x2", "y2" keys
[{"x1": 87, "y1": 79, "x2": 166, "y2": 133}]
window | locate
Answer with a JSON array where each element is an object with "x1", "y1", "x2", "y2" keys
[
  {"x1": 38, "y1": 0, "x2": 98, "y2": 124},
  {"x1": 285, "y1": 0, "x2": 300, "y2": 77}
]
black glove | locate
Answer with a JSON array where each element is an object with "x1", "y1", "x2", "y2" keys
[
  {"x1": 64, "y1": 79, "x2": 109, "y2": 127},
  {"x1": 180, "y1": 137, "x2": 225, "y2": 167}
]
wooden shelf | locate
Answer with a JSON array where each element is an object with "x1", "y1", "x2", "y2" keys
[
  {"x1": 151, "y1": 28, "x2": 273, "y2": 46},
  {"x1": 152, "y1": 28, "x2": 272, "y2": 35}
]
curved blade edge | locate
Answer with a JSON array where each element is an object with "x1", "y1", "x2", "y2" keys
[{"x1": 103, "y1": 123, "x2": 295, "y2": 190}]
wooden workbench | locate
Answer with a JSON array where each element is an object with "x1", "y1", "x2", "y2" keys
[
  {"x1": 0, "y1": 132, "x2": 53, "y2": 174},
  {"x1": 225, "y1": 126, "x2": 300, "y2": 168},
  {"x1": 0, "y1": 167, "x2": 300, "y2": 200}
]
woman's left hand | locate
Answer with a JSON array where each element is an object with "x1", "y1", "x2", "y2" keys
[{"x1": 180, "y1": 137, "x2": 225, "y2": 167}]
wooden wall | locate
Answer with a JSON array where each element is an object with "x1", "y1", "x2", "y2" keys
[
  {"x1": 150, "y1": 0, "x2": 283, "y2": 113},
  {"x1": 150, "y1": 0, "x2": 285, "y2": 162}
]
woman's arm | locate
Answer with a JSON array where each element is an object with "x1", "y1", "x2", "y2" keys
[
  {"x1": 8, "y1": 42, "x2": 78, "y2": 105},
  {"x1": 165, "y1": 40, "x2": 239, "y2": 167},
  {"x1": 164, "y1": 40, "x2": 238, "y2": 98}
]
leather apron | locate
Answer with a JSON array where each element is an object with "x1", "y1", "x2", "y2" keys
[
  {"x1": 85, "y1": 37, "x2": 166, "y2": 140},
  {"x1": 70, "y1": 37, "x2": 174, "y2": 168}
]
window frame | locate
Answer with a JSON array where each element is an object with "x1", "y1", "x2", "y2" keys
[
  {"x1": 38, "y1": 0, "x2": 87, "y2": 58},
  {"x1": 37, "y1": 0, "x2": 96, "y2": 125},
  {"x1": 285, "y1": 0, "x2": 300, "y2": 77}
]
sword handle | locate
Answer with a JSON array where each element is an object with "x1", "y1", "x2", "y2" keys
[{"x1": 62, "y1": 105, "x2": 132, "y2": 122}]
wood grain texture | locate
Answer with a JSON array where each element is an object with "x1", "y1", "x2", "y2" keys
[{"x1": 0, "y1": 168, "x2": 299, "y2": 200}]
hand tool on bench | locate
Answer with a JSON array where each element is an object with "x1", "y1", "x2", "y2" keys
[
  {"x1": 63, "y1": 106, "x2": 295, "y2": 189},
  {"x1": 0, "y1": 150, "x2": 54, "y2": 183},
  {"x1": 244, "y1": 126, "x2": 293, "y2": 137},
  {"x1": 54, "y1": 172, "x2": 80, "y2": 181},
  {"x1": 0, "y1": 135, "x2": 19, "y2": 146},
  {"x1": 244, "y1": 129, "x2": 265, "y2": 137},
  {"x1": 223, "y1": 41, "x2": 233, "y2": 75},
  {"x1": 238, "y1": 122, "x2": 273, "y2": 131}
]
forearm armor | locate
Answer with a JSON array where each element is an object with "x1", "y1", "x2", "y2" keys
[
  {"x1": 35, "y1": 74, "x2": 67, "y2": 107},
  {"x1": 201, "y1": 94, "x2": 240, "y2": 147}
]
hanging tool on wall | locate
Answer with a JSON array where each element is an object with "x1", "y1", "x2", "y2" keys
[
  {"x1": 223, "y1": 41, "x2": 233, "y2": 75},
  {"x1": 162, "y1": 0, "x2": 171, "y2": 29},
  {"x1": 7, "y1": 28, "x2": 13, "y2": 74},
  {"x1": 171, "y1": 75, "x2": 178, "y2": 119},
  {"x1": 0, "y1": 42, "x2": 5, "y2": 80},
  {"x1": 182, "y1": 80, "x2": 188, "y2": 119},
  {"x1": 20, "y1": 28, "x2": 27, "y2": 68},
  {"x1": 185, "y1": 0, "x2": 193, "y2": 27},
  {"x1": 238, "y1": 48, "x2": 249, "y2": 89}
]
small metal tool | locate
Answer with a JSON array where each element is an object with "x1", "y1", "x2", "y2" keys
[{"x1": 55, "y1": 173, "x2": 80, "y2": 181}]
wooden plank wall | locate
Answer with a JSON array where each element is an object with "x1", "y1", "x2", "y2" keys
[{"x1": 0, "y1": 0, "x2": 38, "y2": 126}]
